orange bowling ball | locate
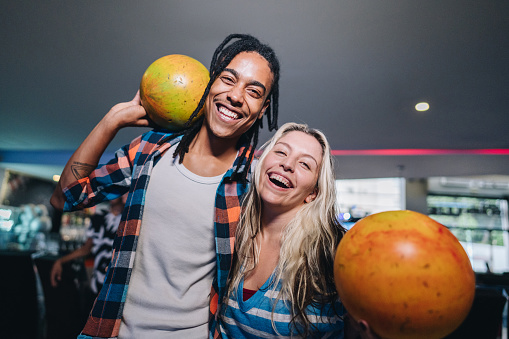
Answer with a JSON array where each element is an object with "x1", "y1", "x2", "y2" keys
[
  {"x1": 140, "y1": 54, "x2": 210, "y2": 131},
  {"x1": 334, "y1": 210, "x2": 475, "y2": 339}
]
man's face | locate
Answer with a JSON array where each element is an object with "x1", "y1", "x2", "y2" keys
[{"x1": 204, "y1": 51, "x2": 273, "y2": 141}]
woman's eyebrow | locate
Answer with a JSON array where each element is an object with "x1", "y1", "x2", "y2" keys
[{"x1": 275, "y1": 141, "x2": 319, "y2": 166}]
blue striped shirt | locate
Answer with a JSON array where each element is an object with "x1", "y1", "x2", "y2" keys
[{"x1": 219, "y1": 275, "x2": 345, "y2": 338}]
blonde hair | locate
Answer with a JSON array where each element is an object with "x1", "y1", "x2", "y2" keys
[{"x1": 224, "y1": 122, "x2": 345, "y2": 335}]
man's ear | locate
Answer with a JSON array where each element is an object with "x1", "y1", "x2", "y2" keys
[
  {"x1": 305, "y1": 188, "x2": 318, "y2": 203},
  {"x1": 258, "y1": 98, "x2": 270, "y2": 120}
]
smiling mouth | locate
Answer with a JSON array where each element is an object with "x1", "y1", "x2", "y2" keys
[
  {"x1": 218, "y1": 106, "x2": 240, "y2": 121},
  {"x1": 269, "y1": 173, "x2": 292, "y2": 188}
]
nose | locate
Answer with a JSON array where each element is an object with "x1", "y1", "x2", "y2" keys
[
  {"x1": 281, "y1": 159, "x2": 295, "y2": 172},
  {"x1": 227, "y1": 84, "x2": 244, "y2": 107}
]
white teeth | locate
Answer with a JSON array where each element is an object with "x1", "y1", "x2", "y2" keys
[
  {"x1": 219, "y1": 106, "x2": 239, "y2": 120},
  {"x1": 269, "y1": 173, "x2": 291, "y2": 188}
]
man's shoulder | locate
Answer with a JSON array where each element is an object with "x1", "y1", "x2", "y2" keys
[
  {"x1": 135, "y1": 129, "x2": 182, "y2": 147},
  {"x1": 142, "y1": 128, "x2": 177, "y2": 139},
  {"x1": 122, "y1": 129, "x2": 181, "y2": 159},
  {"x1": 251, "y1": 156, "x2": 259, "y2": 168}
]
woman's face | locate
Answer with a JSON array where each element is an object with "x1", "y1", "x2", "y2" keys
[{"x1": 258, "y1": 130, "x2": 323, "y2": 216}]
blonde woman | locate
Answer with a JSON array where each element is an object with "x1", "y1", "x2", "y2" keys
[{"x1": 218, "y1": 123, "x2": 345, "y2": 338}]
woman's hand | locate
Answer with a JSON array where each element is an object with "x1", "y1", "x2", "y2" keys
[{"x1": 344, "y1": 313, "x2": 382, "y2": 339}]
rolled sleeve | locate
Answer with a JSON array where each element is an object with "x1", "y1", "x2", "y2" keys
[{"x1": 63, "y1": 138, "x2": 140, "y2": 211}]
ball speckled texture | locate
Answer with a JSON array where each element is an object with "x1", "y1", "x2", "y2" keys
[
  {"x1": 140, "y1": 54, "x2": 210, "y2": 131},
  {"x1": 334, "y1": 210, "x2": 475, "y2": 339}
]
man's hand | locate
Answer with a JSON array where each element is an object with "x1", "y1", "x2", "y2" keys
[
  {"x1": 103, "y1": 91, "x2": 155, "y2": 130},
  {"x1": 50, "y1": 91, "x2": 154, "y2": 211}
]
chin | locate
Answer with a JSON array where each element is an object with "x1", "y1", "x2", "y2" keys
[{"x1": 211, "y1": 128, "x2": 240, "y2": 140}]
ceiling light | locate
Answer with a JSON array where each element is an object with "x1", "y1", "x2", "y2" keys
[
  {"x1": 53, "y1": 175, "x2": 60, "y2": 182},
  {"x1": 415, "y1": 102, "x2": 429, "y2": 111}
]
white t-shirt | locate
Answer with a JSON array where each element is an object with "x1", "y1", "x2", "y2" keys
[{"x1": 118, "y1": 144, "x2": 223, "y2": 339}]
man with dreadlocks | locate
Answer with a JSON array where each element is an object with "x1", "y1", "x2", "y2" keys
[{"x1": 50, "y1": 34, "x2": 280, "y2": 338}]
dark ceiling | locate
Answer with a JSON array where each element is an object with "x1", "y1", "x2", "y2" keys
[{"x1": 1, "y1": 1, "x2": 509, "y2": 180}]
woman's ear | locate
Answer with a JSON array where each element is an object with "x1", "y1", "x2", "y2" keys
[{"x1": 305, "y1": 188, "x2": 318, "y2": 203}]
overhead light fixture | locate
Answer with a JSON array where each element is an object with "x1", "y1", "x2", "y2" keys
[
  {"x1": 415, "y1": 102, "x2": 429, "y2": 111},
  {"x1": 53, "y1": 175, "x2": 60, "y2": 182}
]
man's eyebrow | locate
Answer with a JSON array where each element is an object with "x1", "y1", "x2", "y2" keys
[{"x1": 223, "y1": 68, "x2": 267, "y2": 93}]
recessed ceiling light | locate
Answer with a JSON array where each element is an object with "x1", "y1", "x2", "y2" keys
[
  {"x1": 415, "y1": 102, "x2": 429, "y2": 111},
  {"x1": 52, "y1": 175, "x2": 60, "y2": 182}
]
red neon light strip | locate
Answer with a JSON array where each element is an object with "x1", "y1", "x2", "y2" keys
[{"x1": 331, "y1": 149, "x2": 509, "y2": 156}]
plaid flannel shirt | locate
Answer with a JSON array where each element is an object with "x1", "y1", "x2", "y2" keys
[{"x1": 63, "y1": 129, "x2": 252, "y2": 339}]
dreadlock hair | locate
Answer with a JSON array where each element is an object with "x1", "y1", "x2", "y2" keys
[{"x1": 172, "y1": 34, "x2": 280, "y2": 182}]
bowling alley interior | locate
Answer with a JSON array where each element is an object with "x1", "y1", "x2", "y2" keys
[{"x1": 2, "y1": 2, "x2": 509, "y2": 339}]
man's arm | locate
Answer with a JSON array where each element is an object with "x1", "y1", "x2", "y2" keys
[{"x1": 50, "y1": 91, "x2": 150, "y2": 210}]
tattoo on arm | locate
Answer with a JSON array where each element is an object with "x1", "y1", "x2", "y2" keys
[{"x1": 71, "y1": 162, "x2": 96, "y2": 180}]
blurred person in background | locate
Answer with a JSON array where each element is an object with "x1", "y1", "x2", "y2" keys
[{"x1": 51, "y1": 196, "x2": 125, "y2": 320}]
